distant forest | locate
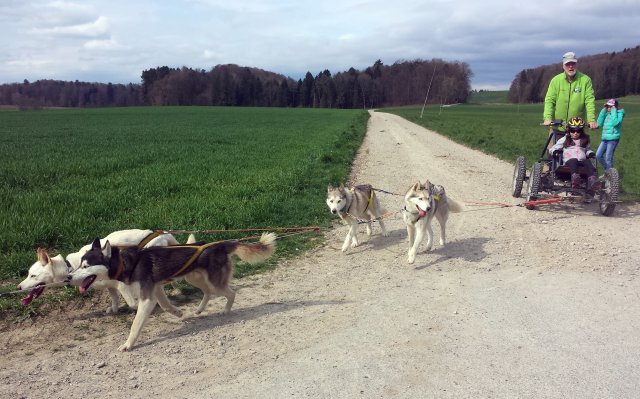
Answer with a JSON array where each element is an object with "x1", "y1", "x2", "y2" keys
[
  {"x1": 508, "y1": 46, "x2": 640, "y2": 103},
  {"x1": 0, "y1": 59, "x2": 471, "y2": 109}
]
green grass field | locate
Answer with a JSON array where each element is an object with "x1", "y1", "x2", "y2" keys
[
  {"x1": 467, "y1": 90, "x2": 509, "y2": 104},
  {"x1": 383, "y1": 95, "x2": 640, "y2": 196},
  {"x1": 2, "y1": 98, "x2": 638, "y2": 317},
  {"x1": 0, "y1": 106, "x2": 368, "y2": 283}
]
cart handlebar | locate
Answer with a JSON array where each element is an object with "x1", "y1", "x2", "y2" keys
[{"x1": 540, "y1": 119, "x2": 563, "y2": 127}]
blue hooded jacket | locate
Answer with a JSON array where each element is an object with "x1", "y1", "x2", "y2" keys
[{"x1": 596, "y1": 107, "x2": 624, "y2": 141}]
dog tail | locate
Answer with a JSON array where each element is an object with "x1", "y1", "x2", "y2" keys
[
  {"x1": 447, "y1": 198, "x2": 464, "y2": 213},
  {"x1": 232, "y1": 232, "x2": 277, "y2": 263}
]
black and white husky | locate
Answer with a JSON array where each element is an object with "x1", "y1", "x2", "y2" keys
[
  {"x1": 68, "y1": 233, "x2": 276, "y2": 351},
  {"x1": 402, "y1": 181, "x2": 463, "y2": 264},
  {"x1": 18, "y1": 229, "x2": 183, "y2": 312}
]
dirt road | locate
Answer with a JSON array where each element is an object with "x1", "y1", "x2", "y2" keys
[{"x1": 2, "y1": 110, "x2": 640, "y2": 398}]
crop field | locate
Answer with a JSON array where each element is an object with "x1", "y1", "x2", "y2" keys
[
  {"x1": 383, "y1": 95, "x2": 640, "y2": 196},
  {"x1": 0, "y1": 106, "x2": 368, "y2": 283}
]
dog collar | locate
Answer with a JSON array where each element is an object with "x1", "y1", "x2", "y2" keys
[
  {"x1": 113, "y1": 257, "x2": 125, "y2": 281},
  {"x1": 403, "y1": 206, "x2": 423, "y2": 222},
  {"x1": 64, "y1": 259, "x2": 74, "y2": 273},
  {"x1": 341, "y1": 195, "x2": 353, "y2": 215}
]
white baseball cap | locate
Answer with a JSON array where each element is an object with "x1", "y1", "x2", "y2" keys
[{"x1": 562, "y1": 52, "x2": 578, "y2": 65}]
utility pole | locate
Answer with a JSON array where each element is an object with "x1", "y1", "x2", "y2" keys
[{"x1": 420, "y1": 64, "x2": 437, "y2": 118}]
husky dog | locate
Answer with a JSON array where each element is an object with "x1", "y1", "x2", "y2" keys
[
  {"x1": 68, "y1": 233, "x2": 276, "y2": 351},
  {"x1": 326, "y1": 184, "x2": 389, "y2": 252},
  {"x1": 402, "y1": 181, "x2": 463, "y2": 264},
  {"x1": 17, "y1": 229, "x2": 185, "y2": 312},
  {"x1": 18, "y1": 248, "x2": 71, "y2": 306}
]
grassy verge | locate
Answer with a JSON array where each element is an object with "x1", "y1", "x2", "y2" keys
[{"x1": 0, "y1": 106, "x2": 368, "y2": 320}]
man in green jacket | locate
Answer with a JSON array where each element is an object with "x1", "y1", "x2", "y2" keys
[{"x1": 543, "y1": 51, "x2": 598, "y2": 138}]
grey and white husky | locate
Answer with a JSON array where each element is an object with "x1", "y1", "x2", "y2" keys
[
  {"x1": 68, "y1": 233, "x2": 276, "y2": 351},
  {"x1": 326, "y1": 184, "x2": 388, "y2": 252},
  {"x1": 402, "y1": 181, "x2": 463, "y2": 264}
]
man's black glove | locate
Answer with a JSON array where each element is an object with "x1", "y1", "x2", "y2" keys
[{"x1": 552, "y1": 150, "x2": 562, "y2": 157}]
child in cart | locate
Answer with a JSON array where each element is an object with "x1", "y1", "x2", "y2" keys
[{"x1": 549, "y1": 116, "x2": 597, "y2": 193}]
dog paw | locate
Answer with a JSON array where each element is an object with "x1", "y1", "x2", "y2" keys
[
  {"x1": 350, "y1": 242, "x2": 359, "y2": 248},
  {"x1": 408, "y1": 256, "x2": 415, "y2": 264},
  {"x1": 341, "y1": 245, "x2": 349, "y2": 252},
  {"x1": 118, "y1": 343, "x2": 131, "y2": 352},
  {"x1": 382, "y1": 231, "x2": 390, "y2": 237}
]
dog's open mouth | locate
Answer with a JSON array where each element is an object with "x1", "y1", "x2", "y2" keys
[
  {"x1": 21, "y1": 284, "x2": 45, "y2": 306},
  {"x1": 416, "y1": 205, "x2": 427, "y2": 218},
  {"x1": 79, "y1": 275, "x2": 97, "y2": 294}
]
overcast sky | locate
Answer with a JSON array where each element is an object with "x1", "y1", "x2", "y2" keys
[{"x1": 1, "y1": 0, "x2": 639, "y2": 90}]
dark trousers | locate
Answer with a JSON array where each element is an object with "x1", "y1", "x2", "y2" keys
[{"x1": 564, "y1": 158, "x2": 595, "y2": 178}]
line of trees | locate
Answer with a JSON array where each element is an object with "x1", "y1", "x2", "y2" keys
[
  {"x1": 508, "y1": 46, "x2": 640, "y2": 103},
  {"x1": 0, "y1": 80, "x2": 144, "y2": 109},
  {"x1": 0, "y1": 59, "x2": 472, "y2": 109}
]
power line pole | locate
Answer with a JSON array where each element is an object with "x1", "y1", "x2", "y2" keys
[{"x1": 420, "y1": 64, "x2": 437, "y2": 118}]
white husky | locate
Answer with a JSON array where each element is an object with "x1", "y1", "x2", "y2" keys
[
  {"x1": 17, "y1": 229, "x2": 187, "y2": 312},
  {"x1": 402, "y1": 181, "x2": 463, "y2": 264}
]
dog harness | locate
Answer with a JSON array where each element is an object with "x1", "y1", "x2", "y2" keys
[
  {"x1": 110, "y1": 231, "x2": 166, "y2": 280},
  {"x1": 137, "y1": 230, "x2": 165, "y2": 249},
  {"x1": 365, "y1": 188, "x2": 374, "y2": 212},
  {"x1": 167, "y1": 241, "x2": 223, "y2": 279},
  {"x1": 344, "y1": 185, "x2": 374, "y2": 215}
]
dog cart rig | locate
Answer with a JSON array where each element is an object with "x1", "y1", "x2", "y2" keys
[{"x1": 511, "y1": 120, "x2": 619, "y2": 216}]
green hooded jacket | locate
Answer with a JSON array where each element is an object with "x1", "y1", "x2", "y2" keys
[{"x1": 543, "y1": 71, "x2": 596, "y2": 131}]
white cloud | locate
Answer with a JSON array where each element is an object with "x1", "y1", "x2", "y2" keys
[
  {"x1": 31, "y1": 15, "x2": 109, "y2": 38},
  {"x1": 202, "y1": 49, "x2": 217, "y2": 60},
  {"x1": 83, "y1": 38, "x2": 120, "y2": 50},
  {"x1": 0, "y1": 0, "x2": 638, "y2": 87}
]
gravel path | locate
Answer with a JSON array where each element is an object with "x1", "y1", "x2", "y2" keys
[{"x1": 2, "y1": 110, "x2": 640, "y2": 399}]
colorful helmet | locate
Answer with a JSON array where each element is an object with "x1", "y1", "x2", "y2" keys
[{"x1": 566, "y1": 116, "x2": 585, "y2": 131}]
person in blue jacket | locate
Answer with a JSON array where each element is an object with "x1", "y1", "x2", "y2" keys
[{"x1": 595, "y1": 98, "x2": 625, "y2": 171}]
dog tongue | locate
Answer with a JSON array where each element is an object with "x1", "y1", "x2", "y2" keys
[
  {"x1": 21, "y1": 285, "x2": 45, "y2": 306},
  {"x1": 21, "y1": 291, "x2": 35, "y2": 306},
  {"x1": 79, "y1": 275, "x2": 96, "y2": 294},
  {"x1": 416, "y1": 205, "x2": 427, "y2": 218}
]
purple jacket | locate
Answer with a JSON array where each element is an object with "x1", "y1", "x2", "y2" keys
[{"x1": 549, "y1": 137, "x2": 594, "y2": 162}]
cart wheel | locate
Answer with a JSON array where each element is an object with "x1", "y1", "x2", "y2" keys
[
  {"x1": 599, "y1": 168, "x2": 619, "y2": 216},
  {"x1": 512, "y1": 156, "x2": 526, "y2": 198},
  {"x1": 525, "y1": 162, "x2": 541, "y2": 210}
]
